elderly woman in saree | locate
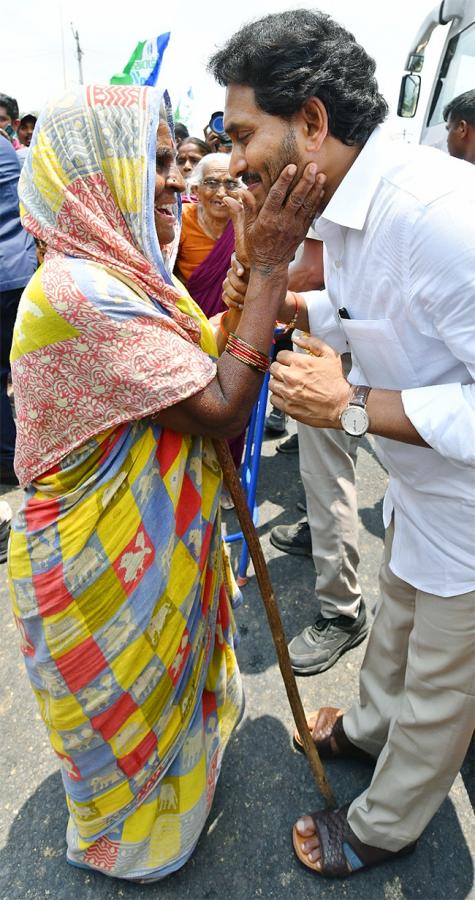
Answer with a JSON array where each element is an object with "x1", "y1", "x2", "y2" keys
[
  {"x1": 175, "y1": 152, "x2": 239, "y2": 319},
  {"x1": 7, "y1": 84, "x2": 321, "y2": 883}
]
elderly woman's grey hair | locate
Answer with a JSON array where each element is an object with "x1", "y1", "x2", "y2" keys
[{"x1": 190, "y1": 153, "x2": 240, "y2": 189}]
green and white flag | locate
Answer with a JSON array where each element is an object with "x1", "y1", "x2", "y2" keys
[
  {"x1": 174, "y1": 87, "x2": 194, "y2": 127},
  {"x1": 110, "y1": 33, "x2": 170, "y2": 87}
]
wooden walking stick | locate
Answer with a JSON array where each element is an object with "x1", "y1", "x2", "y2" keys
[{"x1": 213, "y1": 437, "x2": 336, "y2": 808}]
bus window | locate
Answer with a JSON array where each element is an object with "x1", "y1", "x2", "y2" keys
[{"x1": 427, "y1": 24, "x2": 475, "y2": 126}]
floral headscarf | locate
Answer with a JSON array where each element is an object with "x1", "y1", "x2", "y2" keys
[
  {"x1": 19, "y1": 84, "x2": 197, "y2": 334},
  {"x1": 13, "y1": 86, "x2": 217, "y2": 485}
]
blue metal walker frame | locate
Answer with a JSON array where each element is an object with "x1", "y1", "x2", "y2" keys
[{"x1": 223, "y1": 371, "x2": 270, "y2": 585}]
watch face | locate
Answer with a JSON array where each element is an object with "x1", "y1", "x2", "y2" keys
[{"x1": 340, "y1": 404, "x2": 369, "y2": 437}]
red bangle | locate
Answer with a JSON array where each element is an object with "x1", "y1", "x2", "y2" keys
[{"x1": 225, "y1": 332, "x2": 270, "y2": 374}]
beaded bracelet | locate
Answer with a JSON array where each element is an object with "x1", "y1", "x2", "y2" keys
[
  {"x1": 225, "y1": 332, "x2": 270, "y2": 374},
  {"x1": 280, "y1": 291, "x2": 300, "y2": 333}
]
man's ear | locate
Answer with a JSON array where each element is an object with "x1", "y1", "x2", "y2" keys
[
  {"x1": 13, "y1": 119, "x2": 20, "y2": 133},
  {"x1": 300, "y1": 97, "x2": 328, "y2": 152},
  {"x1": 458, "y1": 119, "x2": 468, "y2": 138}
]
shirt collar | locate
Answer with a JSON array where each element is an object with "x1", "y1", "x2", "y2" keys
[{"x1": 315, "y1": 125, "x2": 390, "y2": 232}]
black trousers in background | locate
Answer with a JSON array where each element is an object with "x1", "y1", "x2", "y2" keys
[{"x1": 0, "y1": 288, "x2": 22, "y2": 467}]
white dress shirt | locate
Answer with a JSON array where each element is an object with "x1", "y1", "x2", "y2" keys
[{"x1": 304, "y1": 126, "x2": 475, "y2": 596}]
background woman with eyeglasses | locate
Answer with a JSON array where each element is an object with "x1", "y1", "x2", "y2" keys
[{"x1": 174, "y1": 153, "x2": 241, "y2": 317}]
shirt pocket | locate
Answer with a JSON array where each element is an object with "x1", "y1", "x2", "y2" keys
[{"x1": 340, "y1": 318, "x2": 420, "y2": 390}]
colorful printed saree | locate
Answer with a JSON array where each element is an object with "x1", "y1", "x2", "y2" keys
[{"x1": 7, "y1": 85, "x2": 243, "y2": 881}]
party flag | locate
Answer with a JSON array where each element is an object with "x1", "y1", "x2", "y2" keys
[
  {"x1": 174, "y1": 87, "x2": 194, "y2": 127},
  {"x1": 110, "y1": 33, "x2": 170, "y2": 87}
]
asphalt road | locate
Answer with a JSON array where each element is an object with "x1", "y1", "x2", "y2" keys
[{"x1": 1, "y1": 424, "x2": 473, "y2": 900}]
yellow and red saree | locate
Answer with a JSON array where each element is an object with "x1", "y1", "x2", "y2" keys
[{"x1": 8, "y1": 85, "x2": 243, "y2": 881}]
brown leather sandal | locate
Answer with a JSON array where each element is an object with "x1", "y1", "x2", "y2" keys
[
  {"x1": 292, "y1": 803, "x2": 417, "y2": 877},
  {"x1": 293, "y1": 707, "x2": 374, "y2": 763}
]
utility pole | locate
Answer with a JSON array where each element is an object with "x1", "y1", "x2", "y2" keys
[{"x1": 71, "y1": 23, "x2": 84, "y2": 84}]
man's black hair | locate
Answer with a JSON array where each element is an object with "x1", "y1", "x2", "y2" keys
[
  {"x1": 179, "y1": 136, "x2": 211, "y2": 155},
  {"x1": 208, "y1": 8, "x2": 388, "y2": 146},
  {"x1": 443, "y1": 89, "x2": 475, "y2": 127},
  {"x1": 0, "y1": 93, "x2": 19, "y2": 121},
  {"x1": 174, "y1": 121, "x2": 189, "y2": 142}
]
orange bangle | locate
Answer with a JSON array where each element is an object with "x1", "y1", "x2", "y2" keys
[{"x1": 219, "y1": 312, "x2": 230, "y2": 338}]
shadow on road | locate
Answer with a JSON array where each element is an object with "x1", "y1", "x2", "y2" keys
[
  {"x1": 359, "y1": 497, "x2": 384, "y2": 539},
  {"x1": 1, "y1": 714, "x2": 473, "y2": 900},
  {"x1": 461, "y1": 734, "x2": 475, "y2": 813}
]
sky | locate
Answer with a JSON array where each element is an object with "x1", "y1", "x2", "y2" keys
[{"x1": 2, "y1": 0, "x2": 449, "y2": 140}]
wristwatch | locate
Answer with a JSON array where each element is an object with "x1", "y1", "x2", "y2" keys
[{"x1": 340, "y1": 385, "x2": 371, "y2": 437}]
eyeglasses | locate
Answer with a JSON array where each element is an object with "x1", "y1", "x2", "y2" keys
[{"x1": 202, "y1": 178, "x2": 240, "y2": 192}]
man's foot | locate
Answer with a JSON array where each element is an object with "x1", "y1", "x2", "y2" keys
[
  {"x1": 292, "y1": 706, "x2": 374, "y2": 763},
  {"x1": 294, "y1": 814, "x2": 325, "y2": 871},
  {"x1": 270, "y1": 518, "x2": 312, "y2": 557},
  {"x1": 276, "y1": 433, "x2": 299, "y2": 454},
  {"x1": 288, "y1": 604, "x2": 369, "y2": 674},
  {"x1": 292, "y1": 805, "x2": 417, "y2": 877},
  {"x1": 265, "y1": 406, "x2": 287, "y2": 434}
]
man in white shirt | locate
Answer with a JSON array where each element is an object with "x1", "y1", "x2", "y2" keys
[{"x1": 210, "y1": 7, "x2": 475, "y2": 880}]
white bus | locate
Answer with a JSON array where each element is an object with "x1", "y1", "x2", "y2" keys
[{"x1": 398, "y1": 0, "x2": 475, "y2": 148}]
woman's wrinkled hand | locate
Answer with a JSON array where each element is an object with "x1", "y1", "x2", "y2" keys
[
  {"x1": 222, "y1": 253, "x2": 249, "y2": 310},
  {"x1": 224, "y1": 163, "x2": 326, "y2": 273}
]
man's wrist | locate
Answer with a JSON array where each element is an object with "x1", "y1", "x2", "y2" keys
[
  {"x1": 339, "y1": 384, "x2": 371, "y2": 435},
  {"x1": 336, "y1": 381, "x2": 352, "y2": 427}
]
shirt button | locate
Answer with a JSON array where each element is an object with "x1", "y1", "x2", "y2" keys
[{"x1": 334, "y1": 260, "x2": 342, "y2": 268}]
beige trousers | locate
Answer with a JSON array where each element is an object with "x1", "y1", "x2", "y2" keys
[
  {"x1": 297, "y1": 419, "x2": 361, "y2": 619},
  {"x1": 344, "y1": 519, "x2": 475, "y2": 850}
]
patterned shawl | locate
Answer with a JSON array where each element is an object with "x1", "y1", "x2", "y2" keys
[{"x1": 14, "y1": 85, "x2": 216, "y2": 485}]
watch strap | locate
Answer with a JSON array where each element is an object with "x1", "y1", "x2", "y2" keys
[{"x1": 350, "y1": 385, "x2": 371, "y2": 409}]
